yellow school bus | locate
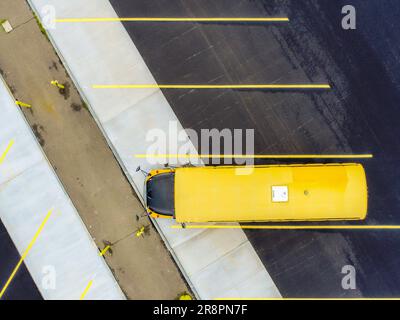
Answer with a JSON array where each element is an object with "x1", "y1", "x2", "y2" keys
[{"x1": 145, "y1": 164, "x2": 368, "y2": 223}]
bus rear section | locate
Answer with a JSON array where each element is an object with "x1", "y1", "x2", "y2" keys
[{"x1": 145, "y1": 164, "x2": 368, "y2": 223}]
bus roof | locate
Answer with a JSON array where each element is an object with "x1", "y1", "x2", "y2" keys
[{"x1": 174, "y1": 164, "x2": 368, "y2": 223}]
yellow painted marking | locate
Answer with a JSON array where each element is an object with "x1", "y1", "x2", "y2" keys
[
  {"x1": 56, "y1": 17, "x2": 290, "y2": 23},
  {"x1": 0, "y1": 139, "x2": 15, "y2": 165},
  {"x1": 172, "y1": 225, "x2": 400, "y2": 230},
  {"x1": 134, "y1": 154, "x2": 373, "y2": 159},
  {"x1": 136, "y1": 226, "x2": 145, "y2": 237},
  {"x1": 15, "y1": 100, "x2": 32, "y2": 108},
  {"x1": 80, "y1": 280, "x2": 93, "y2": 300},
  {"x1": 93, "y1": 84, "x2": 331, "y2": 90},
  {"x1": 50, "y1": 80, "x2": 65, "y2": 89},
  {"x1": 99, "y1": 245, "x2": 111, "y2": 257},
  {"x1": 0, "y1": 209, "x2": 53, "y2": 299}
]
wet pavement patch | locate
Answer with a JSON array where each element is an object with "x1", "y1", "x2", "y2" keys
[
  {"x1": 70, "y1": 102, "x2": 82, "y2": 112},
  {"x1": 58, "y1": 82, "x2": 70, "y2": 100},
  {"x1": 32, "y1": 123, "x2": 45, "y2": 146}
]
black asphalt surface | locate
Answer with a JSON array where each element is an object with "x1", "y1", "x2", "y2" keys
[
  {"x1": 110, "y1": 0, "x2": 400, "y2": 297},
  {"x1": 0, "y1": 221, "x2": 42, "y2": 300}
]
